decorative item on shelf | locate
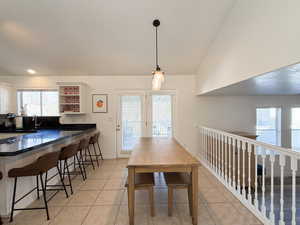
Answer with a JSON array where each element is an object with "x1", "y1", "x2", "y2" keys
[
  {"x1": 92, "y1": 94, "x2": 108, "y2": 113},
  {"x1": 152, "y1": 19, "x2": 165, "y2": 91}
]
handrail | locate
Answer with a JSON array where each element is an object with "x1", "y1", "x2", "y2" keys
[{"x1": 200, "y1": 125, "x2": 300, "y2": 158}]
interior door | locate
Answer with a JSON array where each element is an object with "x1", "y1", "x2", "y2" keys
[{"x1": 117, "y1": 93, "x2": 146, "y2": 157}]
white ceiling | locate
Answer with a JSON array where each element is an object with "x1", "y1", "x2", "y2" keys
[
  {"x1": 0, "y1": 0, "x2": 234, "y2": 76},
  {"x1": 204, "y1": 62, "x2": 300, "y2": 96}
]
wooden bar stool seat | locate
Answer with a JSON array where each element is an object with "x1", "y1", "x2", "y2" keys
[
  {"x1": 164, "y1": 172, "x2": 192, "y2": 216},
  {"x1": 125, "y1": 173, "x2": 155, "y2": 217}
]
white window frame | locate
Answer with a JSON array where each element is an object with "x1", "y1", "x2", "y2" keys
[{"x1": 17, "y1": 89, "x2": 59, "y2": 116}]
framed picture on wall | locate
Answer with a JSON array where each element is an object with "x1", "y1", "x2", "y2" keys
[{"x1": 92, "y1": 94, "x2": 108, "y2": 113}]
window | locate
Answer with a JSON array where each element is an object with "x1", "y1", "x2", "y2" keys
[
  {"x1": 291, "y1": 108, "x2": 300, "y2": 149},
  {"x1": 256, "y1": 107, "x2": 281, "y2": 146},
  {"x1": 17, "y1": 90, "x2": 59, "y2": 116}
]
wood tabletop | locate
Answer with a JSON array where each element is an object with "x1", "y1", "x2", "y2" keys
[{"x1": 127, "y1": 137, "x2": 200, "y2": 168}]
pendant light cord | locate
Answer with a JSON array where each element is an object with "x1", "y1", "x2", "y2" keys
[{"x1": 155, "y1": 26, "x2": 159, "y2": 69}]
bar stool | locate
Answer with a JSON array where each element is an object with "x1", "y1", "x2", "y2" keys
[
  {"x1": 125, "y1": 173, "x2": 155, "y2": 217},
  {"x1": 89, "y1": 132, "x2": 104, "y2": 167},
  {"x1": 58, "y1": 143, "x2": 84, "y2": 195},
  {"x1": 164, "y1": 172, "x2": 192, "y2": 216},
  {"x1": 8, "y1": 151, "x2": 68, "y2": 222},
  {"x1": 79, "y1": 138, "x2": 96, "y2": 171}
]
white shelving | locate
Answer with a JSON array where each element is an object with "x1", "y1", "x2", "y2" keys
[{"x1": 57, "y1": 82, "x2": 86, "y2": 115}]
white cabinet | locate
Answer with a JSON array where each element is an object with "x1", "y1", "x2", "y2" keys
[{"x1": 57, "y1": 82, "x2": 86, "y2": 115}]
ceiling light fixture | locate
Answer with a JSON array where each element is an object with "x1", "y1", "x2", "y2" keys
[
  {"x1": 27, "y1": 69, "x2": 36, "y2": 74},
  {"x1": 152, "y1": 19, "x2": 164, "y2": 91}
]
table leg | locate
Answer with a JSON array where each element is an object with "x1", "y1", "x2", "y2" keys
[
  {"x1": 191, "y1": 166, "x2": 198, "y2": 225},
  {"x1": 128, "y1": 167, "x2": 135, "y2": 225}
]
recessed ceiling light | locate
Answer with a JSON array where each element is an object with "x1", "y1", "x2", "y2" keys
[{"x1": 26, "y1": 69, "x2": 36, "y2": 74}]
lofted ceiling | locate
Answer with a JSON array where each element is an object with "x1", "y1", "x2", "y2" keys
[
  {"x1": 0, "y1": 0, "x2": 235, "y2": 76},
  {"x1": 204, "y1": 62, "x2": 300, "y2": 96}
]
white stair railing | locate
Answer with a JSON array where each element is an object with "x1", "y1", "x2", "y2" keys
[{"x1": 198, "y1": 126, "x2": 300, "y2": 225}]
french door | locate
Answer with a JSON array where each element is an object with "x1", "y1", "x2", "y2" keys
[{"x1": 116, "y1": 91, "x2": 174, "y2": 157}]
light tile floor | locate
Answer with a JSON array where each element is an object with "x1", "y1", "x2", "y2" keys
[{"x1": 4, "y1": 159, "x2": 262, "y2": 225}]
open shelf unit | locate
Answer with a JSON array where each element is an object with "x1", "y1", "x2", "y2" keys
[{"x1": 57, "y1": 82, "x2": 86, "y2": 115}]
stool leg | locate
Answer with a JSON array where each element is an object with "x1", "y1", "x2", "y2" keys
[
  {"x1": 86, "y1": 147, "x2": 95, "y2": 170},
  {"x1": 73, "y1": 155, "x2": 76, "y2": 172},
  {"x1": 149, "y1": 187, "x2": 155, "y2": 217},
  {"x1": 96, "y1": 141, "x2": 104, "y2": 160},
  {"x1": 76, "y1": 154, "x2": 85, "y2": 181},
  {"x1": 188, "y1": 185, "x2": 193, "y2": 216},
  {"x1": 92, "y1": 143, "x2": 100, "y2": 167},
  {"x1": 44, "y1": 172, "x2": 48, "y2": 190},
  {"x1": 80, "y1": 150, "x2": 87, "y2": 179},
  {"x1": 9, "y1": 177, "x2": 17, "y2": 222},
  {"x1": 36, "y1": 175, "x2": 40, "y2": 199},
  {"x1": 168, "y1": 186, "x2": 173, "y2": 217},
  {"x1": 65, "y1": 159, "x2": 73, "y2": 195},
  {"x1": 57, "y1": 165, "x2": 69, "y2": 198},
  {"x1": 39, "y1": 174, "x2": 50, "y2": 220}
]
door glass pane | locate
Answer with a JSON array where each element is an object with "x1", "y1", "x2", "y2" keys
[
  {"x1": 121, "y1": 96, "x2": 142, "y2": 151},
  {"x1": 152, "y1": 95, "x2": 172, "y2": 137},
  {"x1": 291, "y1": 108, "x2": 300, "y2": 149},
  {"x1": 22, "y1": 91, "x2": 41, "y2": 116},
  {"x1": 42, "y1": 91, "x2": 59, "y2": 116}
]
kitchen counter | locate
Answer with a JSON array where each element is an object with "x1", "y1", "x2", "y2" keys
[{"x1": 0, "y1": 128, "x2": 95, "y2": 156}]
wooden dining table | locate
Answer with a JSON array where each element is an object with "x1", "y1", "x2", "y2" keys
[{"x1": 127, "y1": 137, "x2": 200, "y2": 225}]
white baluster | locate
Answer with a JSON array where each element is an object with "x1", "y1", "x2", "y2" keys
[
  {"x1": 242, "y1": 141, "x2": 246, "y2": 198},
  {"x1": 225, "y1": 136, "x2": 228, "y2": 184},
  {"x1": 215, "y1": 133, "x2": 218, "y2": 174},
  {"x1": 207, "y1": 131, "x2": 211, "y2": 167},
  {"x1": 237, "y1": 140, "x2": 241, "y2": 193},
  {"x1": 218, "y1": 133, "x2": 221, "y2": 176},
  {"x1": 216, "y1": 133, "x2": 219, "y2": 176},
  {"x1": 228, "y1": 136, "x2": 232, "y2": 186},
  {"x1": 221, "y1": 134, "x2": 224, "y2": 179},
  {"x1": 261, "y1": 148, "x2": 266, "y2": 217},
  {"x1": 203, "y1": 128, "x2": 207, "y2": 163},
  {"x1": 254, "y1": 145, "x2": 259, "y2": 209},
  {"x1": 211, "y1": 131, "x2": 214, "y2": 170},
  {"x1": 247, "y1": 143, "x2": 252, "y2": 204},
  {"x1": 214, "y1": 133, "x2": 218, "y2": 174},
  {"x1": 279, "y1": 154, "x2": 286, "y2": 225},
  {"x1": 212, "y1": 131, "x2": 214, "y2": 169},
  {"x1": 291, "y1": 157, "x2": 298, "y2": 225},
  {"x1": 232, "y1": 138, "x2": 236, "y2": 189},
  {"x1": 269, "y1": 152, "x2": 275, "y2": 223}
]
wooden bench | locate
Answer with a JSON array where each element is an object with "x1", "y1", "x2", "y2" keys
[
  {"x1": 164, "y1": 172, "x2": 191, "y2": 216},
  {"x1": 125, "y1": 173, "x2": 155, "y2": 217}
]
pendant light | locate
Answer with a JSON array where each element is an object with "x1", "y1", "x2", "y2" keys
[{"x1": 152, "y1": 19, "x2": 165, "y2": 91}]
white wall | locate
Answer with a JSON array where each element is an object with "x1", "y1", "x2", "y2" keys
[
  {"x1": 196, "y1": 95, "x2": 300, "y2": 142},
  {"x1": 196, "y1": 0, "x2": 300, "y2": 94},
  {"x1": 0, "y1": 75, "x2": 199, "y2": 158}
]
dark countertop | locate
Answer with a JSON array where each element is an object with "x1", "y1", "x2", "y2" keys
[{"x1": 0, "y1": 127, "x2": 96, "y2": 156}]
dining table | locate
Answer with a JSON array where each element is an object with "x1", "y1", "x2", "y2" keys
[{"x1": 127, "y1": 137, "x2": 200, "y2": 225}]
